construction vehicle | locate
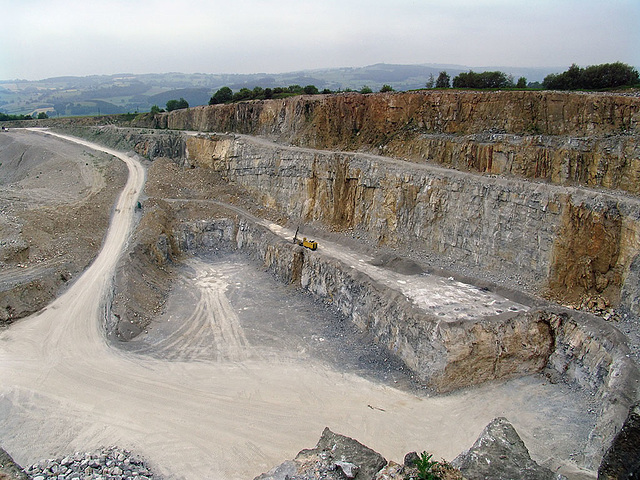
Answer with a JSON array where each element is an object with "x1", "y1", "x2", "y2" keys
[
  {"x1": 293, "y1": 226, "x2": 318, "y2": 250},
  {"x1": 299, "y1": 237, "x2": 318, "y2": 250}
]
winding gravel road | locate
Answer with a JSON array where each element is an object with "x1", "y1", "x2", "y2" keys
[{"x1": 0, "y1": 130, "x2": 597, "y2": 479}]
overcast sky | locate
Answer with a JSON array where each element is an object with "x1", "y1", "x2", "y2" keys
[{"x1": 2, "y1": 0, "x2": 639, "y2": 81}]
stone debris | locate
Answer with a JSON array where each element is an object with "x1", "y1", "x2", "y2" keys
[
  {"x1": 23, "y1": 446, "x2": 155, "y2": 480},
  {"x1": 254, "y1": 427, "x2": 464, "y2": 480},
  {"x1": 255, "y1": 427, "x2": 387, "y2": 480},
  {"x1": 452, "y1": 417, "x2": 566, "y2": 480}
]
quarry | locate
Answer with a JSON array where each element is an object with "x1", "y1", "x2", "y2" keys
[{"x1": 0, "y1": 90, "x2": 639, "y2": 480}]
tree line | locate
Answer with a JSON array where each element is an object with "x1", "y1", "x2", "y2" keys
[
  {"x1": 208, "y1": 84, "x2": 394, "y2": 105},
  {"x1": 542, "y1": 62, "x2": 639, "y2": 90},
  {"x1": 429, "y1": 62, "x2": 638, "y2": 90}
]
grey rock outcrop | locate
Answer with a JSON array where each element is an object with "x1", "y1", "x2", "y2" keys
[
  {"x1": 254, "y1": 427, "x2": 387, "y2": 480},
  {"x1": 452, "y1": 417, "x2": 565, "y2": 480}
]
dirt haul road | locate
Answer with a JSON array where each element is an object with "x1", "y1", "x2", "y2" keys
[{"x1": 0, "y1": 130, "x2": 596, "y2": 479}]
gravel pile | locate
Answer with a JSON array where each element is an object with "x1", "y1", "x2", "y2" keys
[{"x1": 23, "y1": 446, "x2": 156, "y2": 480}]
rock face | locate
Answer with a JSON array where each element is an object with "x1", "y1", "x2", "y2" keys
[
  {"x1": 68, "y1": 91, "x2": 640, "y2": 308},
  {"x1": 158, "y1": 91, "x2": 640, "y2": 195},
  {"x1": 620, "y1": 254, "x2": 640, "y2": 318},
  {"x1": 254, "y1": 427, "x2": 387, "y2": 480},
  {"x1": 452, "y1": 417, "x2": 565, "y2": 480},
  {"x1": 182, "y1": 133, "x2": 640, "y2": 310}
]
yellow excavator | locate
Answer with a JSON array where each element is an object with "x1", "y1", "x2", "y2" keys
[{"x1": 293, "y1": 226, "x2": 318, "y2": 250}]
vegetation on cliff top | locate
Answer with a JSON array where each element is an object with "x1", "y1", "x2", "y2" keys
[{"x1": 542, "y1": 62, "x2": 639, "y2": 90}]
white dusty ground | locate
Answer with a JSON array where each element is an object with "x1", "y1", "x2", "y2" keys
[{"x1": 0, "y1": 130, "x2": 597, "y2": 480}]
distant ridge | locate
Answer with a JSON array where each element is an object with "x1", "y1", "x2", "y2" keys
[{"x1": 0, "y1": 63, "x2": 560, "y2": 116}]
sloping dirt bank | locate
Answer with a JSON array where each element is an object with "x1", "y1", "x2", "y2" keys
[{"x1": 0, "y1": 129, "x2": 127, "y2": 324}]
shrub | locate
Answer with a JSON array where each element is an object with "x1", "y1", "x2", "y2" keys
[
  {"x1": 209, "y1": 86, "x2": 233, "y2": 105},
  {"x1": 415, "y1": 452, "x2": 439, "y2": 480},
  {"x1": 543, "y1": 62, "x2": 639, "y2": 90},
  {"x1": 166, "y1": 97, "x2": 188, "y2": 111}
]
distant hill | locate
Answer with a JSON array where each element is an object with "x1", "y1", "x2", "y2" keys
[{"x1": 0, "y1": 64, "x2": 559, "y2": 117}]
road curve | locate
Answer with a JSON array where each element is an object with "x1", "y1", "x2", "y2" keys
[{"x1": 0, "y1": 130, "x2": 596, "y2": 479}]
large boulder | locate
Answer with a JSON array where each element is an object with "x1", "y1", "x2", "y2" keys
[
  {"x1": 254, "y1": 427, "x2": 387, "y2": 480},
  {"x1": 452, "y1": 417, "x2": 565, "y2": 480}
]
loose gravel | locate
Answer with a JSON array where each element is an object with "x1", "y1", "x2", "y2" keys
[{"x1": 23, "y1": 446, "x2": 157, "y2": 480}]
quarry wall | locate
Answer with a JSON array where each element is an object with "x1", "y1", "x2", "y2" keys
[
  {"x1": 183, "y1": 133, "x2": 640, "y2": 313},
  {"x1": 65, "y1": 90, "x2": 640, "y2": 314},
  {"x1": 156, "y1": 91, "x2": 640, "y2": 195},
  {"x1": 132, "y1": 90, "x2": 640, "y2": 311},
  {"x1": 54, "y1": 90, "x2": 640, "y2": 471}
]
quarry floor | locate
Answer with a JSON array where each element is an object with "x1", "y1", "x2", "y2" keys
[{"x1": 0, "y1": 129, "x2": 607, "y2": 479}]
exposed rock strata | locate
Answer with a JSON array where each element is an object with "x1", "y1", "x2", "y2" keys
[
  {"x1": 155, "y1": 91, "x2": 640, "y2": 195},
  {"x1": 181, "y1": 133, "x2": 640, "y2": 311},
  {"x1": 62, "y1": 89, "x2": 640, "y2": 312}
]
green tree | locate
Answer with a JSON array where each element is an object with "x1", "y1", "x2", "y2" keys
[
  {"x1": 425, "y1": 73, "x2": 435, "y2": 89},
  {"x1": 209, "y1": 86, "x2": 233, "y2": 105},
  {"x1": 360, "y1": 85, "x2": 373, "y2": 94},
  {"x1": 252, "y1": 86, "x2": 265, "y2": 99},
  {"x1": 303, "y1": 85, "x2": 319, "y2": 95},
  {"x1": 166, "y1": 97, "x2": 188, "y2": 111},
  {"x1": 435, "y1": 71, "x2": 450, "y2": 88},
  {"x1": 150, "y1": 105, "x2": 163, "y2": 114},
  {"x1": 540, "y1": 62, "x2": 639, "y2": 90},
  {"x1": 380, "y1": 84, "x2": 394, "y2": 92},
  {"x1": 232, "y1": 88, "x2": 253, "y2": 102},
  {"x1": 453, "y1": 70, "x2": 511, "y2": 89},
  {"x1": 37, "y1": 112, "x2": 48, "y2": 119},
  {"x1": 516, "y1": 77, "x2": 527, "y2": 88}
]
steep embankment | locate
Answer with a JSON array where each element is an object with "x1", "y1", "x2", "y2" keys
[
  {"x1": 137, "y1": 91, "x2": 639, "y2": 314},
  {"x1": 157, "y1": 91, "x2": 640, "y2": 194},
  {"x1": 184, "y1": 134, "x2": 640, "y2": 312},
  {"x1": 0, "y1": 130, "x2": 127, "y2": 323}
]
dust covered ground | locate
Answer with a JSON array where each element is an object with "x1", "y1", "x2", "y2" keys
[
  {"x1": 0, "y1": 130, "x2": 604, "y2": 480},
  {"x1": 0, "y1": 129, "x2": 127, "y2": 322}
]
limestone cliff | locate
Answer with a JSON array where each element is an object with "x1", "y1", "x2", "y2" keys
[
  {"x1": 184, "y1": 133, "x2": 640, "y2": 311},
  {"x1": 155, "y1": 91, "x2": 640, "y2": 195},
  {"x1": 141, "y1": 90, "x2": 640, "y2": 309}
]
